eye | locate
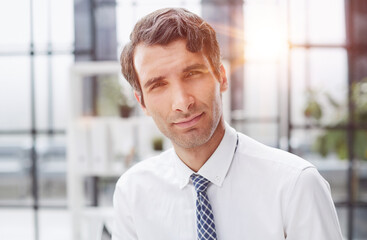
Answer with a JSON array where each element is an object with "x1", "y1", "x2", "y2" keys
[
  {"x1": 185, "y1": 71, "x2": 201, "y2": 78},
  {"x1": 150, "y1": 82, "x2": 166, "y2": 91}
]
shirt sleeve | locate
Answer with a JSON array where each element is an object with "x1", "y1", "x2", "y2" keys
[
  {"x1": 284, "y1": 167, "x2": 344, "y2": 240},
  {"x1": 112, "y1": 178, "x2": 138, "y2": 240}
]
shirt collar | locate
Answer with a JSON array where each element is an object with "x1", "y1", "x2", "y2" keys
[{"x1": 172, "y1": 122, "x2": 238, "y2": 189}]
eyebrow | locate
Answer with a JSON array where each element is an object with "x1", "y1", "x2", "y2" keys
[
  {"x1": 143, "y1": 63, "x2": 209, "y2": 89},
  {"x1": 182, "y1": 63, "x2": 209, "y2": 73},
  {"x1": 143, "y1": 76, "x2": 165, "y2": 89}
]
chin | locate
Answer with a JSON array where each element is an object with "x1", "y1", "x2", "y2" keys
[{"x1": 171, "y1": 127, "x2": 213, "y2": 149}]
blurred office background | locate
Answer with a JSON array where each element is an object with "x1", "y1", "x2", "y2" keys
[{"x1": 0, "y1": 0, "x2": 367, "y2": 239}]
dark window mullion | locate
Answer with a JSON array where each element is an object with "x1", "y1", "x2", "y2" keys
[
  {"x1": 345, "y1": 0, "x2": 357, "y2": 239},
  {"x1": 47, "y1": 0, "x2": 53, "y2": 135},
  {"x1": 0, "y1": 130, "x2": 65, "y2": 135},
  {"x1": 29, "y1": 0, "x2": 39, "y2": 239}
]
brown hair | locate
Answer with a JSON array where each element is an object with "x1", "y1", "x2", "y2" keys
[{"x1": 120, "y1": 8, "x2": 221, "y2": 105}]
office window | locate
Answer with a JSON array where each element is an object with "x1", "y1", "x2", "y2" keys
[{"x1": 0, "y1": 0, "x2": 73, "y2": 239}]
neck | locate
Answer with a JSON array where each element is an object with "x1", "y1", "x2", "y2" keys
[{"x1": 173, "y1": 119, "x2": 226, "y2": 172}]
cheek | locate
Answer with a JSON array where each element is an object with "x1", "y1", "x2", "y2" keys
[
  {"x1": 203, "y1": 83, "x2": 221, "y2": 103},
  {"x1": 145, "y1": 95, "x2": 169, "y2": 117}
]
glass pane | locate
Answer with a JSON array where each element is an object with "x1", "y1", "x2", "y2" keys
[
  {"x1": 289, "y1": 0, "x2": 306, "y2": 43},
  {"x1": 33, "y1": 0, "x2": 49, "y2": 52},
  {"x1": 39, "y1": 209, "x2": 71, "y2": 240},
  {"x1": 308, "y1": 0, "x2": 346, "y2": 45},
  {"x1": 0, "y1": 135, "x2": 32, "y2": 205},
  {"x1": 353, "y1": 130, "x2": 367, "y2": 162},
  {"x1": 50, "y1": 0, "x2": 74, "y2": 51},
  {"x1": 290, "y1": 48, "x2": 307, "y2": 124},
  {"x1": 358, "y1": 159, "x2": 367, "y2": 202},
  {"x1": 308, "y1": 48, "x2": 348, "y2": 124},
  {"x1": 35, "y1": 55, "x2": 49, "y2": 130},
  {"x1": 291, "y1": 48, "x2": 348, "y2": 126},
  {"x1": 53, "y1": 54, "x2": 74, "y2": 130},
  {"x1": 354, "y1": 207, "x2": 367, "y2": 239},
  {"x1": 244, "y1": 3, "x2": 286, "y2": 62},
  {"x1": 0, "y1": 56, "x2": 31, "y2": 130},
  {"x1": 244, "y1": 62, "x2": 279, "y2": 118},
  {"x1": 0, "y1": 209, "x2": 35, "y2": 240},
  {"x1": 37, "y1": 135, "x2": 66, "y2": 206},
  {"x1": 290, "y1": 0, "x2": 346, "y2": 45},
  {"x1": 290, "y1": 129, "x2": 349, "y2": 202},
  {"x1": 234, "y1": 122, "x2": 279, "y2": 147},
  {"x1": 36, "y1": 54, "x2": 73, "y2": 131},
  {"x1": 353, "y1": 75, "x2": 367, "y2": 125},
  {"x1": 309, "y1": 48, "x2": 347, "y2": 95},
  {"x1": 0, "y1": 0, "x2": 30, "y2": 52}
]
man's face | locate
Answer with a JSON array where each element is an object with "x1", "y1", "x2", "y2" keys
[{"x1": 133, "y1": 39, "x2": 228, "y2": 149}]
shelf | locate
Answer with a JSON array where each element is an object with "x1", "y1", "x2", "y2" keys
[
  {"x1": 67, "y1": 62, "x2": 169, "y2": 240},
  {"x1": 81, "y1": 206, "x2": 114, "y2": 218},
  {"x1": 79, "y1": 168, "x2": 127, "y2": 178}
]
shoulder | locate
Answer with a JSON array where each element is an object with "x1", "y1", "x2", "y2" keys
[
  {"x1": 234, "y1": 133, "x2": 333, "y2": 213},
  {"x1": 232, "y1": 132, "x2": 318, "y2": 189}
]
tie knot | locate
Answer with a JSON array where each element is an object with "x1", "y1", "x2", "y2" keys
[{"x1": 191, "y1": 174, "x2": 211, "y2": 193}]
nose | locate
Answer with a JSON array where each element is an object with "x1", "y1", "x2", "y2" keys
[{"x1": 171, "y1": 83, "x2": 194, "y2": 112}]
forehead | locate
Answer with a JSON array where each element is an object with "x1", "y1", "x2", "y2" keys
[{"x1": 133, "y1": 39, "x2": 209, "y2": 83}]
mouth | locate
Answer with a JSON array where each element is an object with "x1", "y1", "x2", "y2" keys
[{"x1": 173, "y1": 112, "x2": 204, "y2": 129}]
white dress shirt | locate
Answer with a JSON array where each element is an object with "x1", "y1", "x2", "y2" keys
[{"x1": 113, "y1": 123, "x2": 343, "y2": 240}]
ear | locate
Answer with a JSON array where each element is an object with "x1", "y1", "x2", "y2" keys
[
  {"x1": 134, "y1": 91, "x2": 150, "y2": 116},
  {"x1": 219, "y1": 64, "x2": 228, "y2": 93}
]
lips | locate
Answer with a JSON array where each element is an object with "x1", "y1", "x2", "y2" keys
[{"x1": 173, "y1": 113, "x2": 204, "y2": 129}]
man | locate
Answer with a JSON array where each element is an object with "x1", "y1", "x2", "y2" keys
[{"x1": 113, "y1": 8, "x2": 343, "y2": 240}]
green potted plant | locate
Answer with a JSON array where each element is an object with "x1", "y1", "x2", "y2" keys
[
  {"x1": 152, "y1": 136, "x2": 164, "y2": 152},
  {"x1": 304, "y1": 78, "x2": 367, "y2": 160},
  {"x1": 97, "y1": 75, "x2": 135, "y2": 118}
]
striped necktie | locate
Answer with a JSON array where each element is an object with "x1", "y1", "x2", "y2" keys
[{"x1": 191, "y1": 174, "x2": 217, "y2": 240}]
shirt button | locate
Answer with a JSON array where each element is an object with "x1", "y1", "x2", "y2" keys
[{"x1": 215, "y1": 176, "x2": 220, "y2": 182}]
